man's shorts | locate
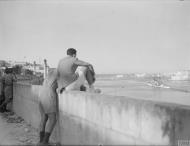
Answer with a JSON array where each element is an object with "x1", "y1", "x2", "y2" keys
[{"x1": 39, "y1": 86, "x2": 58, "y2": 114}]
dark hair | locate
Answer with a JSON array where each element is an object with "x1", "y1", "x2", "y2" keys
[{"x1": 67, "y1": 48, "x2": 77, "y2": 56}]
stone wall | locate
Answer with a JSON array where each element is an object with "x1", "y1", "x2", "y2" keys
[{"x1": 13, "y1": 83, "x2": 190, "y2": 145}]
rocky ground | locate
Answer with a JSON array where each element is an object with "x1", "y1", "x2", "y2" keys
[{"x1": 0, "y1": 111, "x2": 39, "y2": 145}]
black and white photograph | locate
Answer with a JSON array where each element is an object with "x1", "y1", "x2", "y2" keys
[{"x1": 0, "y1": 0, "x2": 190, "y2": 145}]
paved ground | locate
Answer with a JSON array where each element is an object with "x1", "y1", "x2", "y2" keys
[{"x1": 0, "y1": 111, "x2": 38, "y2": 145}]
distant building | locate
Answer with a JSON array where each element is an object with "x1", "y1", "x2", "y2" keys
[
  {"x1": 0, "y1": 59, "x2": 49, "y2": 78},
  {"x1": 8, "y1": 60, "x2": 44, "y2": 75},
  {"x1": 0, "y1": 60, "x2": 11, "y2": 68},
  {"x1": 116, "y1": 74, "x2": 124, "y2": 78},
  {"x1": 11, "y1": 61, "x2": 27, "y2": 66},
  {"x1": 32, "y1": 64, "x2": 44, "y2": 74},
  {"x1": 171, "y1": 70, "x2": 190, "y2": 81},
  {"x1": 136, "y1": 73, "x2": 146, "y2": 78}
]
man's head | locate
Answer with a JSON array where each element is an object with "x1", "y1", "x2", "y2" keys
[{"x1": 67, "y1": 48, "x2": 77, "y2": 57}]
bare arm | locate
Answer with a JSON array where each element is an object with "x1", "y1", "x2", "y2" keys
[{"x1": 74, "y1": 59, "x2": 92, "y2": 67}]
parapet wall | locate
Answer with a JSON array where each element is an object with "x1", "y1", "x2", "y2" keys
[
  {"x1": 13, "y1": 83, "x2": 58, "y2": 143},
  {"x1": 13, "y1": 83, "x2": 190, "y2": 145},
  {"x1": 13, "y1": 83, "x2": 41, "y2": 127}
]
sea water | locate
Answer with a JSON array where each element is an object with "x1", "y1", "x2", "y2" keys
[{"x1": 94, "y1": 74, "x2": 190, "y2": 106}]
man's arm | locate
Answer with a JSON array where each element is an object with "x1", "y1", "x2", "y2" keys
[
  {"x1": 74, "y1": 59, "x2": 95, "y2": 76},
  {"x1": 74, "y1": 59, "x2": 92, "y2": 67}
]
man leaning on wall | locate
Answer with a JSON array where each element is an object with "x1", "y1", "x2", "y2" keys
[
  {"x1": 37, "y1": 48, "x2": 99, "y2": 145},
  {"x1": 38, "y1": 69, "x2": 58, "y2": 145},
  {"x1": 56, "y1": 48, "x2": 97, "y2": 93}
]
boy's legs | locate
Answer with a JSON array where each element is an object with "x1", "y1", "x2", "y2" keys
[
  {"x1": 42, "y1": 112, "x2": 57, "y2": 144},
  {"x1": 85, "y1": 67, "x2": 101, "y2": 93},
  {"x1": 39, "y1": 102, "x2": 48, "y2": 143},
  {"x1": 39, "y1": 101, "x2": 57, "y2": 144},
  {"x1": 0, "y1": 96, "x2": 12, "y2": 110},
  {"x1": 0, "y1": 86, "x2": 13, "y2": 111},
  {"x1": 85, "y1": 68, "x2": 95, "y2": 87},
  {"x1": 0, "y1": 93, "x2": 7, "y2": 112},
  {"x1": 45, "y1": 113, "x2": 57, "y2": 134}
]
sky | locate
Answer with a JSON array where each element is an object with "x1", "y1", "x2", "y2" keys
[{"x1": 0, "y1": 0, "x2": 190, "y2": 74}]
